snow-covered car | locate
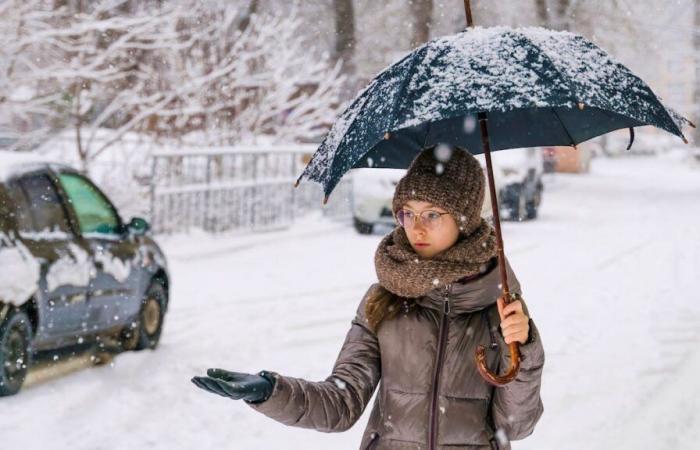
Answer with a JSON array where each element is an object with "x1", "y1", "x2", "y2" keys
[
  {"x1": 490, "y1": 147, "x2": 544, "y2": 221},
  {"x1": 350, "y1": 168, "x2": 406, "y2": 234},
  {"x1": 0, "y1": 151, "x2": 169, "y2": 396},
  {"x1": 349, "y1": 152, "x2": 519, "y2": 234}
]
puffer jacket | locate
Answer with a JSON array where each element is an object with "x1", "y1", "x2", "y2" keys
[{"x1": 248, "y1": 258, "x2": 544, "y2": 450}]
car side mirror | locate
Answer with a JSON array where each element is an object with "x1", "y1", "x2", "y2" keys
[{"x1": 127, "y1": 217, "x2": 150, "y2": 236}]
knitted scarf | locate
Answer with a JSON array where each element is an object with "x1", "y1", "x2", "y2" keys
[{"x1": 374, "y1": 218, "x2": 499, "y2": 298}]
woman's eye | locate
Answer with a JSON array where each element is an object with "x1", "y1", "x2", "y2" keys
[
  {"x1": 426, "y1": 212, "x2": 441, "y2": 220},
  {"x1": 403, "y1": 211, "x2": 415, "y2": 219}
]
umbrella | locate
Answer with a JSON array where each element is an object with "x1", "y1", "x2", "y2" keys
[{"x1": 295, "y1": 1, "x2": 695, "y2": 386}]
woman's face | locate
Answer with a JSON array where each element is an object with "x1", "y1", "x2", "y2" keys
[{"x1": 398, "y1": 200, "x2": 460, "y2": 259}]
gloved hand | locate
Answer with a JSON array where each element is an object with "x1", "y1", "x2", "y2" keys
[{"x1": 191, "y1": 368, "x2": 276, "y2": 404}]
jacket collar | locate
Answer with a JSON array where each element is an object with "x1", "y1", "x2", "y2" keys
[{"x1": 416, "y1": 257, "x2": 503, "y2": 315}]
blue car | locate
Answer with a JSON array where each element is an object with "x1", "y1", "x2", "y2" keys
[{"x1": 0, "y1": 151, "x2": 169, "y2": 396}]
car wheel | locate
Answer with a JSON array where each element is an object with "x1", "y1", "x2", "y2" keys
[
  {"x1": 0, "y1": 309, "x2": 32, "y2": 396},
  {"x1": 353, "y1": 217, "x2": 374, "y2": 235},
  {"x1": 134, "y1": 280, "x2": 167, "y2": 351}
]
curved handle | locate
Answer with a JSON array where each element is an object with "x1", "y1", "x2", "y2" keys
[
  {"x1": 475, "y1": 341, "x2": 521, "y2": 387},
  {"x1": 475, "y1": 292, "x2": 522, "y2": 387}
]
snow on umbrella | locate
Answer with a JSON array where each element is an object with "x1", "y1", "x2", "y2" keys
[
  {"x1": 298, "y1": 26, "x2": 692, "y2": 197},
  {"x1": 296, "y1": 11, "x2": 694, "y2": 387}
]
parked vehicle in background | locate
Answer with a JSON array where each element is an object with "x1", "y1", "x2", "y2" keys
[
  {"x1": 490, "y1": 147, "x2": 544, "y2": 221},
  {"x1": 349, "y1": 147, "x2": 543, "y2": 234},
  {"x1": 0, "y1": 151, "x2": 169, "y2": 396},
  {"x1": 350, "y1": 168, "x2": 405, "y2": 234}
]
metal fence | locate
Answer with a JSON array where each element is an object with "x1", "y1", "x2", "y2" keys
[{"x1": 148, "y1": 144, "x2": 352, "y2": 234}]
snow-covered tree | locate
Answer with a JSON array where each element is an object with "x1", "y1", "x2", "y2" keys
[
  {"x1": 144, "y1": 1, "x2": 345, "y2": 146},
  {"x1": 0, "y1": 0, "x2": 346, "y2": 169}
]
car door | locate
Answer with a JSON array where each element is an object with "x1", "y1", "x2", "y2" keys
[
  {"x1": 5, "y1": 172, "x2": 92, "y2": 341},
  {"x1": 55, "y1": 171, "x2": 140, "y2": 332}
]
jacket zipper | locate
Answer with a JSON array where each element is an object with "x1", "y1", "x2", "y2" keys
[
  {"x1": 365, "y1": 431, "x2": 380, "y2": 450},
  {"x1": 428, "y1": 283, "x2": 451, "y2": 450}
]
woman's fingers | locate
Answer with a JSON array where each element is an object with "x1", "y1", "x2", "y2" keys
[
  {"x1": 192, "y1": 376, "x2": 223, "y2": 396},
  {"x1": 198, "y1": 377, "x2": 232, "y2": 398},
  {"x1": 502, "y1": 300, "x2": 524, "y2": 317},
  {"x1": 497, "y1": 298, "x2": 525, "y2": 321},
  {"x1": 500, "y1": 313, "x2": 528, "y2": 329},
  {"x1": 207, "y1": 368, "x2": 246, "y2": 382},
  {"x1": 192, "y1": 374, "x2": 249, "y2": 400},
  {"x1": 500, "y1": 318, "x2": 530, "y2": 344},
  {"x1": 215, "y1": 382, "x2": 243, "y2": 399},
  {"x1": 191, "y1": 377, "x2": 209, "y2": 391}
]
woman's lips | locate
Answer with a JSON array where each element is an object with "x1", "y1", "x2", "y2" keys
[{"x1": 415, "y1": 243, "x2": 430, "y2": 247}]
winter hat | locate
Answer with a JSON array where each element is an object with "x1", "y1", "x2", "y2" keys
[{"x1": 392, "y1": 145, "x2": 485, "y2": 236}]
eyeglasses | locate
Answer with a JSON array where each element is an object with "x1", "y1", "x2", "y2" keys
[{"x1": 396, "y1": 209, "x2": 450, "y2": 230}]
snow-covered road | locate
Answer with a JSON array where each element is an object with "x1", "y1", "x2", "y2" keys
[{"x1": 2, "y1": 152, "x2": 700, "y2": 450}]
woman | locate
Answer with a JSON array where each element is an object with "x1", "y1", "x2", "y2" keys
[{"x1": 192, "y1": 146, "x2": 545, "y2": 450}]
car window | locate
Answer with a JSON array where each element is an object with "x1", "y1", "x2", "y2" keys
[
  {"x1": 57, "y1": 173, "x2": 121, "y2": 235},
  {"x1": 5, "y1": 183, "x2": 35, "y2": 232},
  {"x1": 14, "y1": 174, "x2": 72, "y2": 234}
]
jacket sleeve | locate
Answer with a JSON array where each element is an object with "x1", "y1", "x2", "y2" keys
[
  {"x1": 490, "y1": 262, "x2": 545, "y2": 441},
  {"x1": 246, "y1": 285, "x2": 382, "y2": 433}
]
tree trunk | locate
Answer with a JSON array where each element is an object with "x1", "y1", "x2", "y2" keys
[
  {"x1": 410, "y1": 0, "x2": 433, "y2": 48},
  {"x1": 333, "y1": 0, "x2": 355, "y2": 75},
  {"x1": 534, "y1": 0, "x2": 549, "y2": 26}
]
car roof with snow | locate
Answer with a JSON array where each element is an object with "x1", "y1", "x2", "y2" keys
[{"x1": 0, "y1": 150, "x2": 75, "y2": 182}]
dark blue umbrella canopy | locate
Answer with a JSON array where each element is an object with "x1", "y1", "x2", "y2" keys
[{"x1": 299, "y1": 26, "x2": 691, "y2": 198}]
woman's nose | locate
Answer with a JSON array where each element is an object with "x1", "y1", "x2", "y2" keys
[{"x1": 412, "y1": 219, "x2": 427, "y2": 234}]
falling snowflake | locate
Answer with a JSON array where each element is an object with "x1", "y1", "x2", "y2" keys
[
  {"x1": 495, "y1": 428, "x2": 509, "y2": 446},
  {"x1": 333, "y1": 378, "x2": 347, "y2": 390},
  {"x1": 463, "y1": 116, "x2": 477, "y2": 133},
  {"x1": 434, "y1": 144, "x2": 453, "y2": 162}
]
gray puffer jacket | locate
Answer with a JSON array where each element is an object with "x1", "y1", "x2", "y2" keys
[{"x1": 248, "y1": 259, "x2": 544, "y2": 450}]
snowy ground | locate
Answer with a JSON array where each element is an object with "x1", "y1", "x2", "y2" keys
[{"x1": 2, "y1": 151, "x2": 700, "y2": 450}]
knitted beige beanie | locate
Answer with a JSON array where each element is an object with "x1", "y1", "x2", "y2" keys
[{"x1": 392, "y1": 145, "x2": 485, "y2": 236}]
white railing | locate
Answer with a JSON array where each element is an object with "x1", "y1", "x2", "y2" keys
[{"x1": 148, "y1": 144, "x2": 352, "y2": 234}]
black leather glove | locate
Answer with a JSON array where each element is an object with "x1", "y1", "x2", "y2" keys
[{"x1": 191, "y1": 368, "x2": 275, "y2": 404}]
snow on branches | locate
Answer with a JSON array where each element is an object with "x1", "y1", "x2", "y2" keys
[{"x1": 0, "y1": 1, "x2": 345, "y2": 169}]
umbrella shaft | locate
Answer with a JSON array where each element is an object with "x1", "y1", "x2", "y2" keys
[
  {"x1": 478, "y1": 113, "x2": 511, "y2": 302},
  {"x1": 464, "y1": 0, "x2": 474, "y2": 27}
]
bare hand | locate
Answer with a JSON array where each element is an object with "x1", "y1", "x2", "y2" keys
[{"x1": 496, "y1": 297, "x2": 530, "y2": 345}]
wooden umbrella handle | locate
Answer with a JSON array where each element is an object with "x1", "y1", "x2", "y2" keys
[
  {"x1": 476, "y1": 113, "x2": 522, "y2": 386},
  {"x1": 475, "y1": 292, "x2": 522, "y2": 386}
]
